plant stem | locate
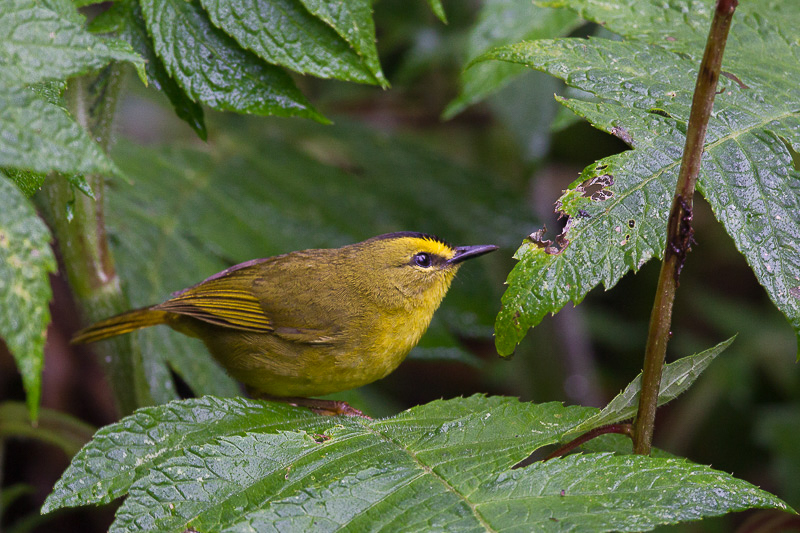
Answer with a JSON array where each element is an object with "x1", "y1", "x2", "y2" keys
[
  {"x1": 38, "y1": 67, "x2": 152, "y2": 417},
  {"x1": 545, "y1": 424, "x2": 634, "y2": 460},
  {"x1": 632, "y1": 0, "x2": 738, "y2": 455}
]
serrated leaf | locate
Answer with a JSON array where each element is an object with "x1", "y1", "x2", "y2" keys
[
  {"x1": 443, "y1": 0, "x2": 579, "y2": 119},
  {"x1": 0, "y1": 175, "x2": 57, "y2": 422},
  {"x1": 200, "y1": 0, "x2": 384, "y2": 86},
  {"x1": 94, "y1": 0, "x2": 207, "y2": 139},
  {"x1": 567, "y1": 336, "x2": 735, "y2": 437},
  {"x1": 43, "y1": 395, "x2": 791, "y2": 531},
  {"x1": 470, "y1": 453, "x2": 788, "y2": 532},
  {"x1": 0, "y1": 0, "x2": 145, "y2": 85},
  {"x1": 487, "y1": 0, "x2": 800, "y2": 355},
  {"x1": 0, "y1": 84, "x2": 121, "y2": 177},
  {"x1": 139, "y1": 0, "x2": 327, "y2": 122},
  {"x1": 41, "y1": 397, "x2": 323, "y2": 511},
  {"x1": 297, "y1": 0, "x2": 384, "y2": 87},
  {"x1": 104, "y1": 118, "x2": 527, "y2": 401}
]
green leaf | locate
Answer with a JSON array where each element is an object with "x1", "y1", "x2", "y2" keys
[
  {"x1": 487, "y1": 0, "x2": 800, "y2": 355},
  {"x1": 0, "y1": 85, "x2": 121, "y2": 177},
  {"x1": 0, "y1": 401, "x2": 95, "y2": 457},
  {"x1": 104, "y1": 118, "x2": 527, "y2": 401},
  {"x1": 92, "y1": 0, "x2": 207, "y2": 139},
  {"x1": 1, "y1": 168, "x2": 46, "y2": 197},
  {"x1": 43, "y1": 396, "x2": 791, "y2": 531},
  {"x1": 567, "y1": 336, "x2": 736, "y2": 437},
  {"x1": 139, "y1": 0, "x2": 328, "y2": 122},
  {"x1": 199, "y1": 0, "x2": 385, "y2": 86},
  {"x1": 297, "y1": 0, "x2": 385, "y2": 87},
  {"x1": 443, "y1": 0, "x2": 579, "y2": 119},
  {"x1": 0, "y1": 0, "x2": 145, "y2": 85},
  {"x1": 41, "y1": 396, "x2": 329, "y2": 511},
  {"x1": 425, "y1": 0, "x2": 447, "y2": 24},
  {"x1": 0, "y1": 175, "x2": 57, "y2": 422}
]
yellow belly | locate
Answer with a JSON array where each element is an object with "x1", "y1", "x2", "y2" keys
[{"x1": 181, "y1": 306, "x2": 434, "y2": 397}]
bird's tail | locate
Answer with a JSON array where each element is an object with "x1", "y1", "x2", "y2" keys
[{"x1": 71, "y1": 308, "x2": 170, "y2": 344}]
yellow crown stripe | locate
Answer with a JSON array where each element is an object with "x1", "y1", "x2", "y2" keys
[{"x1": 408, "y1": 236, "x2": 456, "y2": 260}]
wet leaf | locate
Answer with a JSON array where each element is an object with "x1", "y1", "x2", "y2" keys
[
  {"x1": 200, "y1": 0, "x2": 385, "y2": 85},
  {"x1": 297, "y1": 0, "x2": 384, "y2": 86},
  {"x1": 92, "y1": 0, "x2": 207, "y2": 139},
  {"x1": 485, "y1": 1, "x2": 800, "y2": 355},
  {"x1": 43, "y1": 395, "x2": 791, "y2": 531},
  {"x1": 139, "y1": 0, "x2": 327, "y2": 122},
  {"x1": 0, "y1": 84, "x2": 121, "y2": 177},
  {"x1": 0, "y1": 0, "x2": 144, "y2": 85},
  {"x1": 0, "y1": 175, "x2": 57, "y2": 421}
]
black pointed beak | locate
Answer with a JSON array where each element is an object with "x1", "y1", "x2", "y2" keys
[{"x1": 448, "y1": 244, "x2": 499, "y2": 264}]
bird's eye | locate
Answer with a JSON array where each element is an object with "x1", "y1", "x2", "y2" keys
[{"x1": 413, "y1": 252, "x2": 432, "y2": 268}]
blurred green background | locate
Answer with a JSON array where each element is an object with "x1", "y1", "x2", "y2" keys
[{"x1": 1, "y1": 1, "x2": 799, "y2": 531}]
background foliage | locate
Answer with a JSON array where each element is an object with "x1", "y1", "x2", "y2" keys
[{"x1": 1, "y1": 0, "x2": 799, "y2": 531}]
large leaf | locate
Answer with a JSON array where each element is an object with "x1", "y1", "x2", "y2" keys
[
  {"x1": 90, "y1": 0, "x2": 207, "y2": 139},
  {"x1": 443, "y1": 0, "x2": 580, "y2": 119},
  {"x1": 139, "y1": 0, "x2": 327, "y2": 122},
  {"x1": 199, "y1": 0, "x2": 385, "y2": 86},
  {"x1": 0, "y1": 175, "x2": 57, "y2": 421},
  {"x1": 0, "y1": 84, "x2": 121, "y2": 176},
  {"x1": 43, "y1": 395, "x2": 791, "y2": 531},
  {"x1": 106, "y1": 117, "x2": 530, "y2": 402},
  {"x1": 0, "y1": 0, "x2": 144, "y2": 85},
  {"x1": 486, "y1": 0, "x2": 800, "y2": 355}
]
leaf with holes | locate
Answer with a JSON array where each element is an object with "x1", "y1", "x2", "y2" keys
[
  {"x1": 482, "y1": 0, "x2": 800, "y2": 355},
  {"x1": 42, "y1": 395, "x2": 791, "y2": 531}
]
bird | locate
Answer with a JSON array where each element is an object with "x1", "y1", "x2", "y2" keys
[{"x1": 72, "y1": 232, "x2": 498, "y2": 415}]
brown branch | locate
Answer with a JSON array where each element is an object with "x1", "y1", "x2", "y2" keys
[
  {"x1": 632, "y1": 0, "x2": 738, "y2": 455},
  {"x1": 545, "y1": 424, "x2": 634, "y2": 461}
]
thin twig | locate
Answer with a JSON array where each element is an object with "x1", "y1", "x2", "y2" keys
[{"x1": 632, "y1": 0, "x2": 738, "y2": 455}]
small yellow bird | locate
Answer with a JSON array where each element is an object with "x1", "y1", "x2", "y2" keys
[{"x1": 73, "y1": 232, "x2": 497, "y2": 414}]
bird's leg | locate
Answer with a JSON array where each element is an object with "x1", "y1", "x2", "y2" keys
[{"x1": 249, "y1": 391, "x2": 370, "y2": 418}]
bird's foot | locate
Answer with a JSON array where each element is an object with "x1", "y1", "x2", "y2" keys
[{"x1": 251, "y1": 392, "x2": 370, "y2": 418}]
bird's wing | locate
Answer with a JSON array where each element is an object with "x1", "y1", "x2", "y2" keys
[
  {"x1": 250, "y1": 251, "x2": 343, "y2": 345},
  {"x1": 154, "y1": 260, "x2": 274, "y2": 333}
]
